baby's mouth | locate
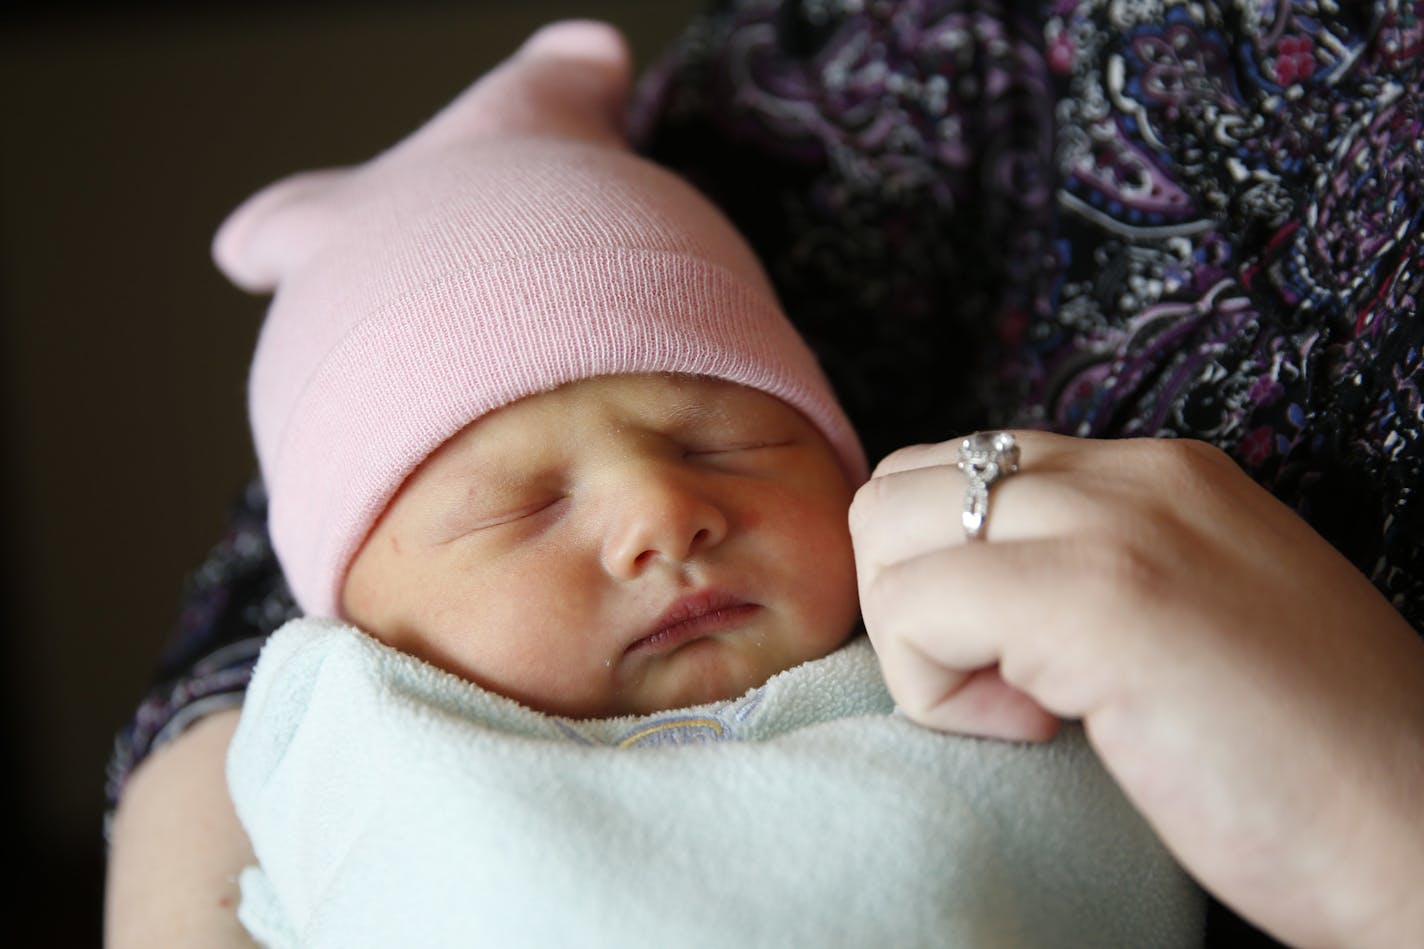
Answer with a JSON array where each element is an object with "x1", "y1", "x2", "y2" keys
[{"x1": 625, "y1": 590, "x2": 760, "y2": 656}]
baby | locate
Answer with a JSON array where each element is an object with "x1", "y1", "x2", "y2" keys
[{"x1": 219, "y1": 20, "x2": 1203, "y2": 949}]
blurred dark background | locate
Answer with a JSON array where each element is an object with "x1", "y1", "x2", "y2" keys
[{"x1": 0, "y1": 2, "x2": 703, "y2": 943}]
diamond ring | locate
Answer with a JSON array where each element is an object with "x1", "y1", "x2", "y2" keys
[{"x1": 956, "y1": 431, "x2": 1020, "y2": 541}]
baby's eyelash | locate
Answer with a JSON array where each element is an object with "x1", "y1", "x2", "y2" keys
[
  {"x1": 479, "y1": 496, "x2": 564, "y2": 527},
  {"x1": 437, "y1": 496, "x2": 564, "y2": 542},
  {"x1": 685, "y1": 439, "x2": 791, "y2": 456}
]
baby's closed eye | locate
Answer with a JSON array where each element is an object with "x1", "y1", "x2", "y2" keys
[
  {"x1": 430, "y1": 493, "x2": 568, "y2": 544},
  {"x1": 680, "y1": 435, "x2": 807, "y2": 478},
  {"x1": 683, "y1": 438, "x2": 792, "y2": 457}
]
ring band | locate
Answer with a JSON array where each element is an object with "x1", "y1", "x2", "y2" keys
[{"x1": 956, "y1": 431, "x2": 1019, "y2": 541}]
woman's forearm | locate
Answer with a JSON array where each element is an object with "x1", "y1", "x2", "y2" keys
[{"x1": 104, "y1": 708, "x2": 257, "y2": 948}]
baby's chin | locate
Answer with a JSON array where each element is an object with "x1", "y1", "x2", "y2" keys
[{"x1": 600, "y1": 634, "x2": 837, "y2": 719}]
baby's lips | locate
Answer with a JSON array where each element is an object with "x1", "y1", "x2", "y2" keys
[{"x1": 627, "y1": 589, "x2": 759, "y2": 655}]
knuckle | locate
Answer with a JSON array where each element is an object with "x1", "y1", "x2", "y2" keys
[
  {"x1": 857, "y1": 558, "x2": 901, "y2": 624},
  {"x1": 1125, "y1": 437, "x2": 1239, "y2": 515},
  {"x1": 868, "y1": 446, "x2": 913, "y2": 480},
  {"x1": 1130, "y1": 435, "x2": 1229, "y2": 478},
  {"x1": 996, "y1": 646, "x2": 1048, "y2": 702},
  {"x1": 858, "y1": 557, "x2": 925, "y2": 639},
  {"x1": 1064, "y1": 531, "x2": 1168, "y2": 606},
  {"x1": 848, "y1": 473, "x2": 890, "y2": 533},
  {"x1": 869, "y1": 441, "x2": 942, "y2": 480}
]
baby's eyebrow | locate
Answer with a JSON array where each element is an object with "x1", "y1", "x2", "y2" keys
[
  {"x1": 428, "y1": 451, "x2": 534, "y2": 500},
  {"x1": 466, "y1": 455, "x2": 559, "y2": 493},
  {"x1": 661, "y1": 395, "x2": 734, "y2": 432}
]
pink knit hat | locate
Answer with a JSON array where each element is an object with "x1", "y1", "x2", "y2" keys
[{"x1": 213, "y1": 20, "x2": 866, "y2": 618}]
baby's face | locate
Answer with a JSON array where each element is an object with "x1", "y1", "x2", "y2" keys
[{"x1": 342, "y1": 373, "x2": 860, "y2": 718}]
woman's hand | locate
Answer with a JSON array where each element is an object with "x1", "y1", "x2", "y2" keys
[{"x1": 850, "y1": 432, "x2": 1424, "y2": 949}]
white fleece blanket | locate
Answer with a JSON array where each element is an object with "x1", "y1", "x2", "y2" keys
[{"x1": 228, "y1": 619, "x2": 1204, "y2": 948}]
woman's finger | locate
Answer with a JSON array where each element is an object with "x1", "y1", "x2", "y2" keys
[
  {"x1": 849, "y1": 464, "x2": 968, "y2": 578},
  {"x1": 868, "y1": 428, "x2": 1068, "y2": 478},
  {"x1": 851, "y1": 451, "x2": 1111, "y2": 577},
  {"x1": 867, "y1": 440, "x2": 959, "y2": 478},
  {"x1": 862, "y1": 536, "x2": 1142, "y2": 730},
  {"x1": 900, "y1": 663, "x2": 1062, "y2": 742},
  {"x1": 863, "y1": 563, "x2": 1062, "y2": 743}
]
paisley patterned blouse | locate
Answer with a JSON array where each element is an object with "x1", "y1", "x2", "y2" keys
[{"x1": 109, "y1": 5, "x2": 1421, "y2": 939}]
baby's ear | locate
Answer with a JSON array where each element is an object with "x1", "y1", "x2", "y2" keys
[
  {"x1": 383, "y1": 19, "x2": 634, "y2": 158},
  {"x1": 211, "y1": 167, "x2": 349, "y2": 294}
]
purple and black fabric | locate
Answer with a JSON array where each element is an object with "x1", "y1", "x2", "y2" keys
[
  {"x1": 109, "y1": 4, "x2": 1422, "y2": 941},
  {"x1": 634, "y1": 0, "x2": 1423, "y2": 616}
]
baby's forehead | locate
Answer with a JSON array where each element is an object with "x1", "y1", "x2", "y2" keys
[
  {"x1": 494, "y1": 373, "x2": 781, "y2": 431},
  {"x1": 422, "y1": 372, "x2": 794, "y2": 470}
]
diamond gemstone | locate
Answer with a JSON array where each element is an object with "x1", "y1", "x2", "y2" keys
[{"x1": 957, "y1": 431, "x2": 1019, "y2": 484}]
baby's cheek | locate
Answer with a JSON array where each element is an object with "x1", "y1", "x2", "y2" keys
[{"x1": 340, "y1": 546, "x2": 396, "y2": 627}]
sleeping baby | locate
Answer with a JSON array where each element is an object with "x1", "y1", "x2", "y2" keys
[{"x1": 218, "y1": 19, "x2": 1204, "y2": 948}]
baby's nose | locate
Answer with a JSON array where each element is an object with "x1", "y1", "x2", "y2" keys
[{"x1": 600, "y1": 469, "x2": 728, "y2": 579}]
